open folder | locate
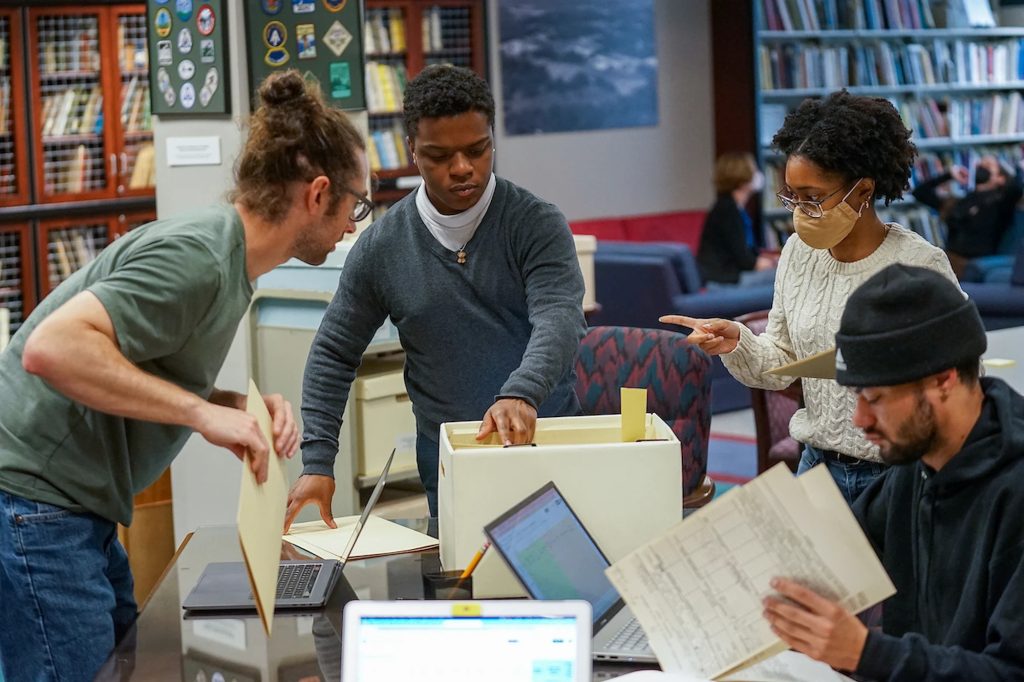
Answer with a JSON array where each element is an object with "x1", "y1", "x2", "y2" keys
[{"x1": 605, "y1": 464, "x2": 894, "y2": 680}]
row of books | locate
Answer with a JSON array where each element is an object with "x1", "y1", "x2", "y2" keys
[
  {"x1": 760, "y1": 39, "x2": 1024, "y2": 90},
  {"x1": 423, "y1": 7, "x2": 462, "y2": 53},
  {"x1": 39, "y1": 23, "x2": 101, "y2": 74},
  {"x1": 0, "y1": 34, "x2": 7, "y2": 71},
  {"x1": 944, "y1": 93, "x2": 1024, "y2": 137},
  {"x1": 760, "y1": 0, "x2": 937, "y2": 31},
  {"x1": 0, "y1": 79, "x2": 10, "y2": 136},
  {"x1": 129, "y1": 142, "x2": 155, "y2": 189},
  {"x1": 365, "y1": 61, "x2": 407, "y2": 114},
  {"x1": 367, "y1": 122, "x2": 410, "y2": 171},
  {"x1": 41, "y1": 86, "x2": 103, "y2": 138},
  {"x1": 47, "y1": 225, "x2": 106, "y2": 285},
  {"x1": 44, "y1": 143, "x2": 103, "y2": 194},
  {"x1": 364, "y1": 8, "x2": 406, "y2": 55},
  {"x1": 120, "y1": 76, "x2": 151, "y2": 133},
  {"x1": 116, "y1": 22, "x2": 148, "y2": 73}
]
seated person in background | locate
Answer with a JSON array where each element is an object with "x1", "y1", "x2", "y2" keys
[
  {"x1": 696, "y1": 151, "x2": 777, "y2": 286},
  {"x1": 764, "y1": 264, "x2": 1024, "y2": 681},
  {"x1": 911, "y1": 155, "x2": 1023, "y2": 277},
  {"x1": 286, "y1": 65, "x2": 585, "y2": 523}
]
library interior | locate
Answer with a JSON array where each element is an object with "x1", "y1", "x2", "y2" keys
[{"x1": 2, "y1": 0, "x2": 1024, "y2": 681}]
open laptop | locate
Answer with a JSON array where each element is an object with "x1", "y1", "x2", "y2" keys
[
  {"x1": 342, "y1": 599, "x2": 592, "y2": 681},
  {"x1": 484, "y1": 482, "x2": 657, "y2": 663},
  {"x1": 182, "y1": 449, "x2": 396, "y2": 613}
]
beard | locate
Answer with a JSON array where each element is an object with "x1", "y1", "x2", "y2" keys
[{"x1": 868, "y1": 391, "x2": 940, "y2": 466}]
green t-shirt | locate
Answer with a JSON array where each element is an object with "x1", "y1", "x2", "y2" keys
[{"x1": 0, "y1": 204, "x2": 253, "y2": 525}]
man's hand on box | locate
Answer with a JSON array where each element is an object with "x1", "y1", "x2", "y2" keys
[{"x1": 477, "y1": 398, "x2": 537, "y2": 446}]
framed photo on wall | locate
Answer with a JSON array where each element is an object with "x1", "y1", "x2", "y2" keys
[
  {"x1": 146, "y1": 0, "x2": 232, "y2": 115},
  {"x1": 243, "y1": 0, "x2": 366, "y2": 110}
]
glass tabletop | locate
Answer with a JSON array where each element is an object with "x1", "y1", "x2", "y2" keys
[{"x1": 97, "y1": 523, "x2": 654, "y2": 681}]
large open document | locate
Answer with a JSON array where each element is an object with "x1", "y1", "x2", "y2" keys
[
  {"x1": 237, "y1": 380, "x2": 289, "y2": 636},
  {"x1": 606, "y1": 464, "x2": 894, "y2": 680},
  {"x1": 285, "y1": 515, "x2": 438, "y2": 559}
]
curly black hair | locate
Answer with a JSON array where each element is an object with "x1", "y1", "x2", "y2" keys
[
  {"x1": 403, "y1": 64, "x2": 495, "y2": 139},
  {"x1": 771, "y1": 90, "x2": 916, "y2": 205}
]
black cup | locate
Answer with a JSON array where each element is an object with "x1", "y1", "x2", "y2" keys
[{"x1": 422, "y1": 569, "x2": 473, "y2": 600}]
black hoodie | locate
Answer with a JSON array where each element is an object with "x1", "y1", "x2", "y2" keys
[{"x1": 852, "y1": 377, "x2": 1024, "y2": 681}]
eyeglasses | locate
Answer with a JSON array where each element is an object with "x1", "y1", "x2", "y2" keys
[
  {"x1": 346, "y1": 187, "x2": 375, "y2": 222},
  {"x1": 776, "y1": 179, "x2": 862, "y2": 218}
]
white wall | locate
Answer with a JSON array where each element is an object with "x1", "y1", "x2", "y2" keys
[{"x1": 488, "y1": 0, "x2": 714, "y2": 221}]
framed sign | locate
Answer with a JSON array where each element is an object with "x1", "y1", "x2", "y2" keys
[
  {"x1": 146, "y1": 0, "x2": 231, "y2": 115},
  {"x1": 243, "y1": 0, "x2": 365, "y2": 110}
]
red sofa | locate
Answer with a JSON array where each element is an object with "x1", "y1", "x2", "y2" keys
[{"x1": 570, "y1": 210, "x2": 706, "y2": 252}]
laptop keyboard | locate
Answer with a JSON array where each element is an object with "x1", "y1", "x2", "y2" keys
[
  {"x1": 276, "y1": 563, "x2": 322, "y2": 600},
  {"x1": 606, "y1": 618, "x2": 649, "y2": 652}
]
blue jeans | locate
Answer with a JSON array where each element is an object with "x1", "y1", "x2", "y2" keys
[
  {"x1": 416, "y1": 430, "x2": 440, "y2": 517},
  {"x1": 797, "y1": 445, "x2": 887, "y2": 506},
  {"x1": 0, "y1": 491, "x2": 137, "y2": 682}
]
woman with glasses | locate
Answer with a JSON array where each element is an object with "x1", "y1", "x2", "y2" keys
[{"x1": 662, "y1": 90, "x2": 958, "y2": 504}]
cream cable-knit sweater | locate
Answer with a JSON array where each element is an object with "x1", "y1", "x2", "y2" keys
[{"x1": 722, "y1": 224, "x2": 958, "y2": 462}]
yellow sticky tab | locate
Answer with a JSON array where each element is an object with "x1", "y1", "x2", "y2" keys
[
  {"x1": 983, "y1": 358, "x2": 1017, "y2": 368},
  {"x1": 621, "y1": 387, "x2": 647, "y2": 442},
  {"x1": 451, "y1": 603, "x2": 481, "y2": 617}
]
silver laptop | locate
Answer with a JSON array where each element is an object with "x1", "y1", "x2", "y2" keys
[
  {"x1": 342, "y1": 599, "x2": 593, "y2": 681},
  {"x1": 182, "y1": 449, "x2": 396, "y2": 612},
  {"x1": 484, "y1": 481, "x2": 657, "y2": 663}
]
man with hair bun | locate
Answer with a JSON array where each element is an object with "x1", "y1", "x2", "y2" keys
[
  {"x1": 763, "y1": 264, "x2": 1024, "y2": 681},
  {"x1": 287, "y1": 64, "x2": 585, "y2": 521},
  {"x1": 0, "y1": 70, "x2": 368, "y2": 681}
]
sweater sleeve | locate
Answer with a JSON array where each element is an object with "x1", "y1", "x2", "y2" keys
[
  {"x1": 299, "y1": 236, "x2": 388, "y2": 478},
  {"x1": 498, "y1": 202, "x2": 586, "y2": 408},
  {"x1": 911, "y1": 173, "x2": 953, "y2": 211},
  {"x1": 719, "y1": 242, "x2": 799, "y2": 391}
]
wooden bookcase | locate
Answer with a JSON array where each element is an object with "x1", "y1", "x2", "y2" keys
[
  {"x1": 713, "y1": 0, "x2": 1024, "y2": 249},
  {"x1": 363, "y1": 0, "x2": 487, "y2": 209},
  {"x1": 0, "y1": 9, "x2": 31, "y2": 208},
  {"x1": 0, "y1": 222, "x2": 35, "y2": 332}
]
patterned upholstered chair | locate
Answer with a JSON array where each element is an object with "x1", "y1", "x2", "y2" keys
[
  {"x1": 733, "y1": 311, "x2": 803, "y2": 473},
  {"x1": 574, "y1": 326, "x2": 715, "y2": 511}
]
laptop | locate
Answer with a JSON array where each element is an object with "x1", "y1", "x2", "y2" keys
[
  {"x1": 342, "y1": 599, "x2": 592, "y2": 681},
  {"x1": 484, "y1": 482, "x2": 657, "y2": 663},
  {"x1": 182, "y1": 449, "x2": 396, "y2": 613}
]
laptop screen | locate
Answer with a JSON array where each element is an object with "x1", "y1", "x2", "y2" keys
[
  {"x1": 352, "y1": 615, "x2": 581, "y2": 681},
  {"x1": 485, "y1": 484, "x2": 621, "y2": 623}
]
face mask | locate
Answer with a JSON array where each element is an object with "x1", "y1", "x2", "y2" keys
[
  {"x1": 792, "y1": 181, "x2": 865, "y2": 250},
  {"x1": 749, "y1": 170, "x2": 765, "y2": 192},
  {"x1": 975, "y1": 167, "x2": 992, "y2": 185}
]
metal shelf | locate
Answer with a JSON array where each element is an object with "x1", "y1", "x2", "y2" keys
[
  {"x1": 762, "y1": 82, "x2": 1024, "y2": 99},
  {"x1": 759, "y1": 28, "x2": 1024, "y2": 41}
]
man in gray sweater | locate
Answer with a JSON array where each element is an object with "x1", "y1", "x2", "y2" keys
[{"x1": 285, "y1": 65, "x2": 586, "y2": 520}]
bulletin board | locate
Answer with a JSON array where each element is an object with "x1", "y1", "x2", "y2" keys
[
  {"x1": 146, "y1": 0, "x2": 232, "y2": 115},
  {"x1": 243, "y1": 0, "x2": 366, "y2": 110}
]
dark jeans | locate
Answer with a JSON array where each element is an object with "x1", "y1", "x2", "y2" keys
[
  {"x1": 797, "y1": 445, "x2": 887, "y2": 506},
  {"x1": 416, "y1": 429, "x2": 440, "y2": 517}
]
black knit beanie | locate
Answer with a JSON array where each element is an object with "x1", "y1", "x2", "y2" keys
[{"x1": 835, "y1": 264, "x2": 987, "y2": 387}]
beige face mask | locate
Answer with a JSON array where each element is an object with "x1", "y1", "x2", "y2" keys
[{"x1": 793, "y1": 181, "x2": 865, "y2": 250}]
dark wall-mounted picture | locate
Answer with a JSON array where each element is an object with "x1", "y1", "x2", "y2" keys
[
  {"x1": 243, "y1": 0, "x2": 365, "y2": 110},
  {"x1": 499, "y1": 0, "x2": 659, "y2": 135},
  {"x1": 146, "y1": 0, "x2": 231, "y2": 115}
]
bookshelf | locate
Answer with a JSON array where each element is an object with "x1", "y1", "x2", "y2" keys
[
  {"x1": 27, "y1": 5, "x2": 154, "y2": 204},
  {"x1": 714, "y1": 0, "x2": 1024, "y2": 250},
  {"x1": 0, "y1": 10, "x2": 30, "y2": 208},
  {"x1": 364, "y1": 0, "x2": 486, "y2": 205},
  {"x1": 37, "y1": 217, "x2": 112, "y2": 298},
  {"x1": 0, "y1": 222, "x2": 35, "y2": 334}
]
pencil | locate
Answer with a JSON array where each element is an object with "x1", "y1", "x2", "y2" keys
[{"x1": 459, "y1": 541, "x2": 491, "y2": 580}]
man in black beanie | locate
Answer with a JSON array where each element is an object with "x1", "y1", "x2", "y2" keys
[{"x1": 762, "y1": 264, "x2": 1024, "y2": 681}]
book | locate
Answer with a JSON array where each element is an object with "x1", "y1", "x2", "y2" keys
[{"x1": 129, "y1": 143, "x2": 155, "y2": 189}]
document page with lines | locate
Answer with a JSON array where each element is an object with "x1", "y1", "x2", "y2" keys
[{"x1": 605, "y1": 464, "x2": 894, "y2": 679}]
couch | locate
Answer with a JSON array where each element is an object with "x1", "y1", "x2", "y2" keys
[
  {"x1": 962, "y1": 237, "x2": 1024, "y2": 331},
  {"x1": 587, "y1": 241, "x2": 774, "y2": 413},
  {"x1": 570, "y1": 210, "x2": 706, "y2": 251}
]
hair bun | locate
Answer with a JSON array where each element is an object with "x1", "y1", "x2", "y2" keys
[{"x1": 259, "y1": 70, "x2": 307, "y2": 107}]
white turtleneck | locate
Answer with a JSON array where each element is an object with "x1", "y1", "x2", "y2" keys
[{"x1": 415, "y1": 173, "x2": 497, "y2": 252}]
